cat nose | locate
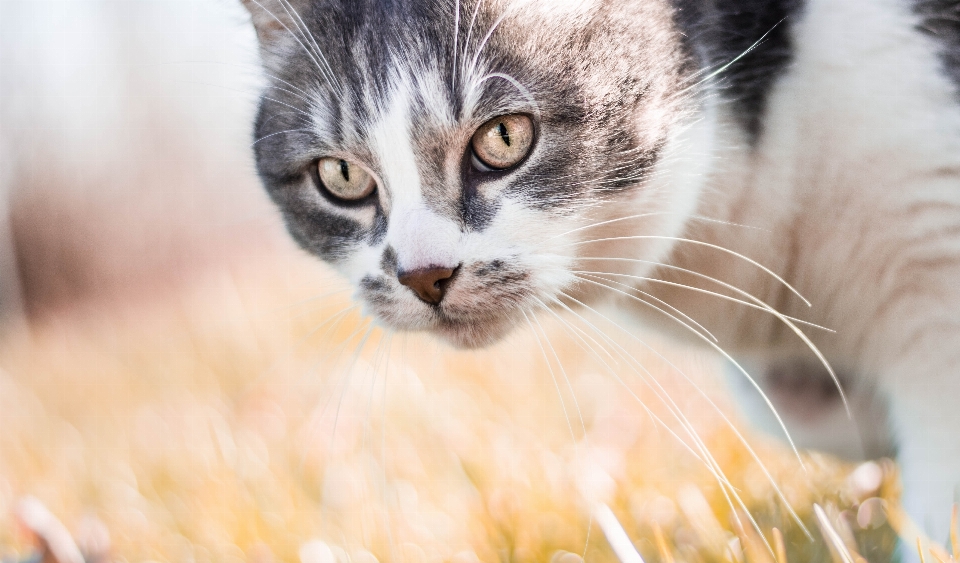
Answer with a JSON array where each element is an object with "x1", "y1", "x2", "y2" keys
[{"x1": 398, "y1": 266, "x2": 458, "y2": 305}]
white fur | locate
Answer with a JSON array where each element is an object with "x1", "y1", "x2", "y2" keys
[{"x1": 637, "y1": 0, "x2": 960, "y2": 550}]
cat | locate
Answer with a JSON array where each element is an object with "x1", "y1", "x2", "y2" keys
[{"x1": 240, "y1": 0, "x2": 960, "y2": 556}]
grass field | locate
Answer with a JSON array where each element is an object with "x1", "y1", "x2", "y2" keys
[{"x1": 0, "y1": 254, "x2": 953, "y2": 563}]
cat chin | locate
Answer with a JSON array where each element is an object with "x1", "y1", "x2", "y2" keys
[{"x1": 432, "y1": 318, "x2": 514, "y2": 349}]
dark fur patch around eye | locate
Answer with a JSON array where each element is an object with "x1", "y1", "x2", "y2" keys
[
  {"x1": 914, "y1": 0, "x2": 960, "y2": 97},
  {"x1": 671, "y1": 0, "x2": 805, "y2": 142}
]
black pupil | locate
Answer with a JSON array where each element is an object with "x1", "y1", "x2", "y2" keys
[
  {"x1": 339, "y1": 160, "x2": 350, "y2": 182},
  {"x1": 497, "y1": 122, "x2": 511, "y2": 147}
]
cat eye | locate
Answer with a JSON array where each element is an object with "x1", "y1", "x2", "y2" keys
[
  {"x1": 471, "y1": 114, "x2": 534, "y2": 171},
  {"x1": 317, "y1": 157, "x2": 376, "y2": 201}
]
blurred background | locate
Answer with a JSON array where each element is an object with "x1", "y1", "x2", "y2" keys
[{"x1": 0, "y1": 2, "x2": 908, "y2": 562}]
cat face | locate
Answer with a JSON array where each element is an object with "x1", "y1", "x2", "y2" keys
[{"x1": 245, "y1": 0, "x2": 710, "y2": 347}]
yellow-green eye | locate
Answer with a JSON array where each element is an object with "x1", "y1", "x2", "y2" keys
[
  {"x1": 471, "y1": 114, "x2": 534, "y2": 170},
  {"x1": 317, "y1": 157, "x2": 376, "y2": 201}
]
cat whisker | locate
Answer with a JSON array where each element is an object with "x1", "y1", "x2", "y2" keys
[
  {"x1": 545, "y1": 295, "x2": 708, "y2": 465},
  {"x1": 546, "y1": 213, "x2": 769, "y2": 242},
  {"x1": 676, "y1": 19, "x2": 787, "y2": 96},
  {"x1": 567, "y1": 277, "x2": 807, "y2": 469},
  {"x1": 572, "y1": 268, "x2": 853, "y2": 419},
  {"x1": 245, "y1": 0, "x2": 342, "y2": 98},
  {"x1": 554, "y1": 291, "x2": 812, "y2": 539},
  {"x1": 473, "y1": 72, "x2": 543, "y2": 120},
  {"x1": 274, "y1": 0, "x2": 344, "y2": 97},
  {"x1": 567, "y1": 234, "x2": 812, "y2": 307},
  {"x1": 576, "y1": 271, "x2": 718, "y2": 342},
  {"x1": 251, "y1": 128, "x2": 316, "y2": 147},
  {"x1": 466, "y1": 9, "x2": 513, "y2": 89},
  {"x1": 575, "y1": 264, "x2": 850, "y2": 418},
  {"x1": 573, "y1": 258, "x2": 833, "y2": 332},
  {"x1": 522, "y1": 310, "x2": 581, "y2": 446},
  {"x1": 451, "y1": 0, "x2": 462, "y2": 90},
  {"x1": 463, "y1": 0, "x2": 486, "y2": 75},
  {"x1": 532, "y1": 298, "x2": 589, "y2": 437},
  {"x1": 329, "y1": 324, "x2": 377, "y2": 450},
  {"x1": 550, "y1": 293, "x2": 770, "y2": 544},
  {"x1": 259, "y1": 95, "x2": 314, "y2": 119}
]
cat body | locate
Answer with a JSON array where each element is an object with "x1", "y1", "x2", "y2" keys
[{"x1": 242, "y1": 0, "x2": 960, "y2": 553}]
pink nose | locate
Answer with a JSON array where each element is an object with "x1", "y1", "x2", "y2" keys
[{"x1": 398, "y1": 266, "x2": 456, "y2": 305}]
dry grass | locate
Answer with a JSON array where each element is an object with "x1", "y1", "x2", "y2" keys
[{"x1": 0, "y1": 253, "x2": 949, "y2": 563}]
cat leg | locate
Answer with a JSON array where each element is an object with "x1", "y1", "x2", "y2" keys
[
  {"x1": 724, "y1": 357, "x2": 894, "y2": 461},
  {"x1": 883, "y1": 352, "x2": 960, "y2": 553}
]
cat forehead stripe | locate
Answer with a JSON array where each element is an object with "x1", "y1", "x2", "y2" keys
[{"x1": 368, "y1": 76, "x2": 424, "y2": 212}]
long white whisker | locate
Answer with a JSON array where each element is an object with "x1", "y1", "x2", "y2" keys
[
  {"x1": 468, "y1": 9, "x2": 512, "y2": 81},
  {"x1": 577, "y1": 272, "x2": 718, "y2": 342},
  {"x1": 544, "y1": 296, "x2": 707, "y2": 465},
  {"x1": 531, "y1": 299, "x2": 587, "y2": 438},
  {"x1": 473, "y1": 72, "x2": 542, "y2": 119},
  {"x1": 522, "y1": 310, "x2": 579, "y2": 447},
  {"x1": 550, "y1": 294, "x2": 766, "y2": 543},
  {"x1": 573, "y1": 274, "x2": 806, "y2": 466},
  {"x1": 553, "y1": 292, "x2": 812, "y2": 540},
  {"x1": 260, "y1": 95, "x2": 314, "y2": 119},
  {"x1": 251, "y1": 128, "x2": 316, "y2": 147},
  {"x1": 678, "y1": 18, "x2": 787, "y2": 96},
  {"x1": 247, "y1": 0, "x2": 340, "y2": 96},
  {"x1": 568, "y1": 234, "x2": 812, "y2": 307},
  {"x1": 545, "y1": 213, "x2": 769, "y2": 243},
  {"x1": 574, "y1": 258, "x2": 833, "y2": 332},
  {"x1": 275, "y1": 0, "x2": 343, "y2": 97},
  {"x1": 577, "y1": 264, "x2": 849, "y2": 415}
]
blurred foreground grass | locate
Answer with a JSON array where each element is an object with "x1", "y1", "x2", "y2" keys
[{"x1": 0, "y1": 254, "x2": 937, "y2": 563}]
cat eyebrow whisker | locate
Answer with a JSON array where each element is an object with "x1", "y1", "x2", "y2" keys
[
  {"x1": 246, "y1": 0, "x2": 343, "y2": 99},
  {"x1": 251, "y1": 128, "x2": 315, "y2": 147},
  {"x1": 274, "y1": 0, "x2": 344, "y2": 97},
  {"x1": 260, "y1": 95, "x2": 314, "y2": 119},
  {"x1": 451, "y1": 0, "x2": 461, "y2": 90},
  {"x1": 555, "y1": 289, "x2": 813, "y2": 540},
  {"x1": 471, "y1": 72, "x2": 542, "y2": 121},
  {"x1": 464, "y1": 8, "x2": 513, "y2": 98}
]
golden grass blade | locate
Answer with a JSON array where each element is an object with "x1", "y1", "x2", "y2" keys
[
  {"x1": 732, "y1": 511, "x2": 776, "y2": 563},
  {"x1": 653, "y1": 524, "x2": 675, "y2": 563},
  {"x1": 929, "y1": 545, "x2": 952, "y2": 563},
  {"x1": 772, "y1": 527, "x2": 788, "y2": 563},
  {"x1": 814, "y1": 504, "x2": 855, "y2": 563},
  {"x1": 919, "y1": 538, "x2": 927, "y2": 563},
  {"x1": 595, "y1": 504, "x2": 646, "y2": 563}
]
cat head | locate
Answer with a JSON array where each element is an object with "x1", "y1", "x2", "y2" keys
[{"x1": 242, "y1": 0, "x2": 713, "y2": 347}]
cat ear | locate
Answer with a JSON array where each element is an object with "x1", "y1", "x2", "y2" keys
[{"x1": 239, "y1": 0, "x2": 311, "y2": 47}]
